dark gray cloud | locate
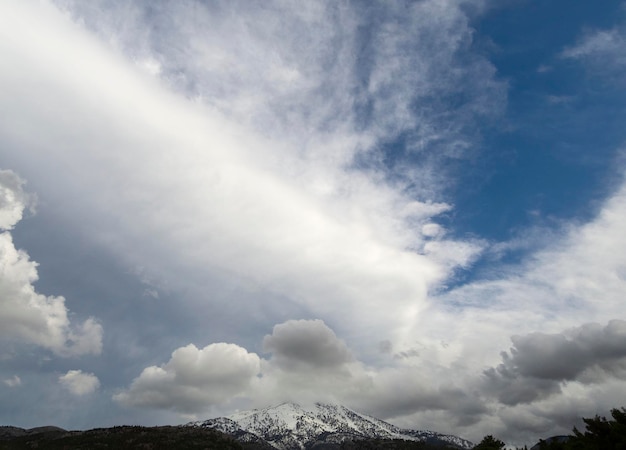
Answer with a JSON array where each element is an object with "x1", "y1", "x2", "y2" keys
[
  {"x1": 483, "y1": 365, "x2": 562, "y2": 405},
  {"x1": 263, "y1": 319, "x2": 353, "y2": 370},
  {"x1": 484, "y1": 320, "x2": 626, "y2": 405},
  {"x1": 509, "y1": 320, "x2": 626, "y2": 381},
  {"x1": 365, "y1": 380, "x2": 485, "y2": 422}
]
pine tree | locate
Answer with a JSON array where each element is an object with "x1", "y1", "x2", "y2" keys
[{"x1": 567, "y1": 407, "x2": 626, "y2": 450}]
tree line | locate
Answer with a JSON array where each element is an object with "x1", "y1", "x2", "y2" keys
[{"x1": 472, "y1": 407, "x2": 626, "y2": 450}]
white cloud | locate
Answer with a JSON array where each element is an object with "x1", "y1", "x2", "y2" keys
[
  {"x1": 114, "y1": 343, "x2": 261, "y2": 414},
  {"x1": 0, "y1": 170, "x2": 34, "y2": 230},
  {"x1": 3, "y1": 375, "x2": 21, "y2": 388},
  {"x1": 0, "y1": 0, "x2": 500, "y2": 360},
  {"x1": 52, "y1": 0, "x2": 502, "y2": 148},
  {"x1": 0, "y1": 170, "x2": 102, "y2": 356},
  {"x1": 59, "y1": 370, "x2": 100, "y2": 395}
]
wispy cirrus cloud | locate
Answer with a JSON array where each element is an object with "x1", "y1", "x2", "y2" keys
[
  {"x1": 561, "y1": 19, "x2": 626, "y2": 83},
  {"x1": 562, "y1": 28, "x2": 626, "y2": 65}
]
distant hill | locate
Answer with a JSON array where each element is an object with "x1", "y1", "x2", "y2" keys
[{"x1": 0, "y1": 425, "x2": 254, "y2": 449}]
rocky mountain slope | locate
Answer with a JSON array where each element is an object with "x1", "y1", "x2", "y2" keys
[{"x1": 189, "y1": 403, "x2": 474, "y2": 449}]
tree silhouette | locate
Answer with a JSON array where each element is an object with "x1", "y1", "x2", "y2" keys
[
  {"x1": 531, "y1": 408, "x2": 626, "y2": 450},
  {"x1": 566, "y1": 407, "x2": 626, "y2": 450},
  {"x1": 473, "y1": 435, "x2": 506, "y2": 450}
]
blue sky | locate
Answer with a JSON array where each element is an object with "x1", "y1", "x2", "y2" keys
[
  {"x1": 456, "y1": 1, "x2": 624, "y2": 237},
  {"x1": 2, "y1": 0, "x2": 626, "y2": 447}
]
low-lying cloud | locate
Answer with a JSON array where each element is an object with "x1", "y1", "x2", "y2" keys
[
  {"x1": 115, "y1": 317, "x2": 626, "y2": 444},
  {"x1": 114, "y1": 343, "x2": 261, "y2": 413}
]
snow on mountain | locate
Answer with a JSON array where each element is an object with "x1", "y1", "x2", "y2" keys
[
  {"x1": 188, "y1": 402, "x2": 474, "y2": 449},
  {"x1": 187, "y1": 416, "x2": 271, "y2": 446}
]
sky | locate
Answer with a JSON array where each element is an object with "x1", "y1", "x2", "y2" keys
[{"x1": 1, "y1": 0, "x2": 626, "y2": 446}]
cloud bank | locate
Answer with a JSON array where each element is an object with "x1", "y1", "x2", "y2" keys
[{"x1": 115, "y1": 317, "x2": 626, "y2": 444}]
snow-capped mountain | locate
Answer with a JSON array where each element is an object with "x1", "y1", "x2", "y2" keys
[{"x1": 188, "y1": 402, "x2": 474, "y2": 449}]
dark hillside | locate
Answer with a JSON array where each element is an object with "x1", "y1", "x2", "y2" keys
[{"x1": 0, "y1": 425, "x2": 265, "y2": 450}]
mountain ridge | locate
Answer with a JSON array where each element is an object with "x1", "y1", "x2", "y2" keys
[{"x1": 188, "y1": 402, "x2": 474, "y2": 449}]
